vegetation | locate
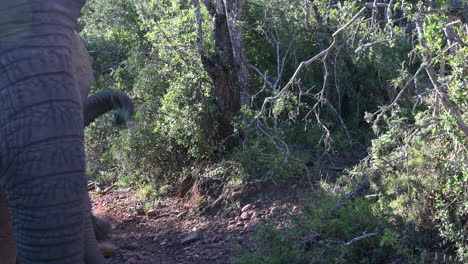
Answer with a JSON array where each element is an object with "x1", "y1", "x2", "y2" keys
[{"x1": 79, "y1": 0, "x2": 467, "y2": 263}]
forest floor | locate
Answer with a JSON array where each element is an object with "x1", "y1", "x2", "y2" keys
[{"x1": 91, "y1": 180, "x2": 310, "y2": 264}]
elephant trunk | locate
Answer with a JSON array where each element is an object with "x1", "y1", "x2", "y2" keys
[
  {"x1": 0, "y1": 0, "x2": 90, "y2": 263},
  {"x1": 83, "y1": 90, "x2": 135, "y2": 127}
]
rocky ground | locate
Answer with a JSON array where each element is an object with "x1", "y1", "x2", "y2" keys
[{"x1": 91, "y1": 182, "x2": 305, "y2": 264}]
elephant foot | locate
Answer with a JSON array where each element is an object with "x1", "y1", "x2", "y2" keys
[{"x1": 93, "y1": 215, "x2": 112, "y2": 241}]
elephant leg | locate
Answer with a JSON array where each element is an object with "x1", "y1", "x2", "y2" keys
[
  {"x1": 84, "y1": 194, "x2": 105, "y2": 264},
  {"x1": 93, "y1": 214, "x2": 112, "y2": 241},
  {"x1": 0, "y1": 189, "x2": 110, "y2": 264},
  {"x1": 0, "y1": 188, "x2": 16, "y2": 264}
]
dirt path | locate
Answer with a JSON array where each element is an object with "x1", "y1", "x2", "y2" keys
[
  {"x1": 90, "y1": 182, "x2": 304, "y2": 264},
  {"x1": 91, "y1": 191, "x2": 249, "y2": 264}
]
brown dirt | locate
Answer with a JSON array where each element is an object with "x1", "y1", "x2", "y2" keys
[{"x1": 90, "y1": 181, "x2": 306, "y2": 264}]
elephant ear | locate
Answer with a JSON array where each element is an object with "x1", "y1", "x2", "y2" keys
[{"x1": 83, "y1": 90, "x2": 135, "y2": 127}]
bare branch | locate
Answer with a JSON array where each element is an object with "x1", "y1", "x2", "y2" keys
[
  {"x1": 328, "y1": 2, "x2": 392, "y2": 10},
  {"x1": 342, "y1": 232, "x2": 378, "y2": 247},
  {"x1": 249, "y1": 64, "x2": 273, "y2": 88},
  {"x1": 256, "y1": 7, "x2": 366, "y2": 119}
]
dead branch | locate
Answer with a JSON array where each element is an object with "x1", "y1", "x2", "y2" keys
[
  {"x1": 341, "y1": 232, "x2": 378, "y2": 247},
  {"x1": 328, "y1": 2, "x2": 393, "y2": 10},
  {"x1": 329, "y1": 176, "x2": 370, "y2": 214},
  {"x1": 256, "y1": 7, "x2": 366, "y2": 119}
]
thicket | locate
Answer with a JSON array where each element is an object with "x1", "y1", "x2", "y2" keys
[{"x1": 80, "y1": 0, "x2": 467, "y2": 262}]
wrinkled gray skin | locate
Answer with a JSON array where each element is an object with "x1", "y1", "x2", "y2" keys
[{"x1": 0, "y1": 0, "x2": 132, "y2": 263}]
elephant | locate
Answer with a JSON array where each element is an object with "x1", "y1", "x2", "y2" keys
[{"x1": 0, "y1": 1, "x2": 133, "y2": 263}]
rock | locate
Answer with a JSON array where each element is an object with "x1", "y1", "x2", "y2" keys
[
  {"x1": 124, "y1": 252, "x2": 144, "y2": 261},
  {"x1": 152, "y1": 236, "x2": 159, "y2": 242},
  {"x1": 177, "y1": 211, "x2": 188, "y2": 219},
  {"x1": 126, "y1": 241, "x2": 139, "y2": 250},
  {"x1": 240, "y1": 212, "x2": 250, "y2": 220},
  {"x1": 241, "y1": 203, "x2": 254, "y2": 212},
  {"x1": 231, "y1": 191, "x2": 242, "y2": 200},
  {"x1": 251, "y1": 211, "x2": 260, "y2": 219},
  {"x1": 292, "y1": 205, "x2": 301, "y2": 213},
  {"x1": 181, "y1": 231, "x2": 201, "y2": 244},
  {"x1": 272, "y1": 200, "x2": 281, "y2": 206},
  {"x1": 98, "y1": 241, "x2": 118, "y2": 257},
  {"x1": 146, "y1": 209, "x2": 158, "y2": 217},
  {"x1": 126, "y1": 257, "x2": 137, "y2": 264},
  {"x1": 270, "y1": 206, "x2": 280, "y2": 216},
  {"x1": 210, "y1": 234, "x2": 220, "y2": 243}
]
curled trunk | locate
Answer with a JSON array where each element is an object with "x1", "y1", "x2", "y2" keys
[{"x1": 83, "y1": 90, "x2": 135, "y2": 127}]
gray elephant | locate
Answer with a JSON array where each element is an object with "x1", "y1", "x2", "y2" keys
[
  {"x1": 0, "y1": 1, "x2": 133, "y2": 263},
  {"x1": 0, "y1": 88, "x2": 134, "y2": 263}
]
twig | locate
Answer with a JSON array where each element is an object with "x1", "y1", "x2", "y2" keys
[{"x1": 341, "y1": 232, "x2": 378, "y2": 247}]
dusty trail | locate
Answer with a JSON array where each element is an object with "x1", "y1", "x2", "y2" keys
[{"x1": 91, "y1": 182, "x2": 303, "y2": 264}]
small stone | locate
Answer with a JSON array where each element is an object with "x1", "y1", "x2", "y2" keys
[
  {"x1": 272, "y1": 200, "x2": 281, "y2": 206},
  {"x1": 146, "y1": 209, "x2": 158, "y2": 217},
  {"x1": 126, "y1": 257, "x2": 137, "y2": 264},
  {"x1": 152, "y1": 236, "x2": 159, "y2": 242},
  {"x1": 98, "y1": 241, "x2": 118, "y2": 257},
  {"x1": 231, "y1": 191, "x2": 242, "y2": 199},
  {"x1": 124, "y1": 252, "x2": 144, "y2": 261},
  {"x1": 181, "y1": 231, "x2": 201, "y2": 244},
  {"x1": 251, "y1": 211, "x2": 259, "y2": 219},
  {"x1": 126, "y1": 241, "x2": 139, "y2": 250},
  {"x1": 241, "y1": 203, "x2": 254, "y2": 212},
  {"x1": 270, "y1": 206, "x2": 280, "y2": 216},
  {"x1": 240, "y1": 212, "x2": 250, "y2": 220},
  {"x1": 292, "y1": 206, "x2": 301, "y2": 213},
  {"x1": 210, "y1": 234, "x2": 220, "y2": 243}
]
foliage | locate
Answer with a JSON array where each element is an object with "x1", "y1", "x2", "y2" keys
[
  {"x1": 81, "y1": 0, "x2": 218, "y2": 187},
  {"x1": 234, "y1": 189, "x2": 406, "y2": 264},
  {"x1": 80, "y1": 0, "x2": 466, "y2": 262},
  {"x1": 235, "y1": 0, "x2": 468, "y2": 263}
]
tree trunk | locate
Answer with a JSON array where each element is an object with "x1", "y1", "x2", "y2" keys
[{"x1": 196, "y1": 0, "x2": 250, "y2": 139}]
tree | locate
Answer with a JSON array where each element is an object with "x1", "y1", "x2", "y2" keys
[{"x1": 193, "y1": 0, "x2": 250, "y2": 139}]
